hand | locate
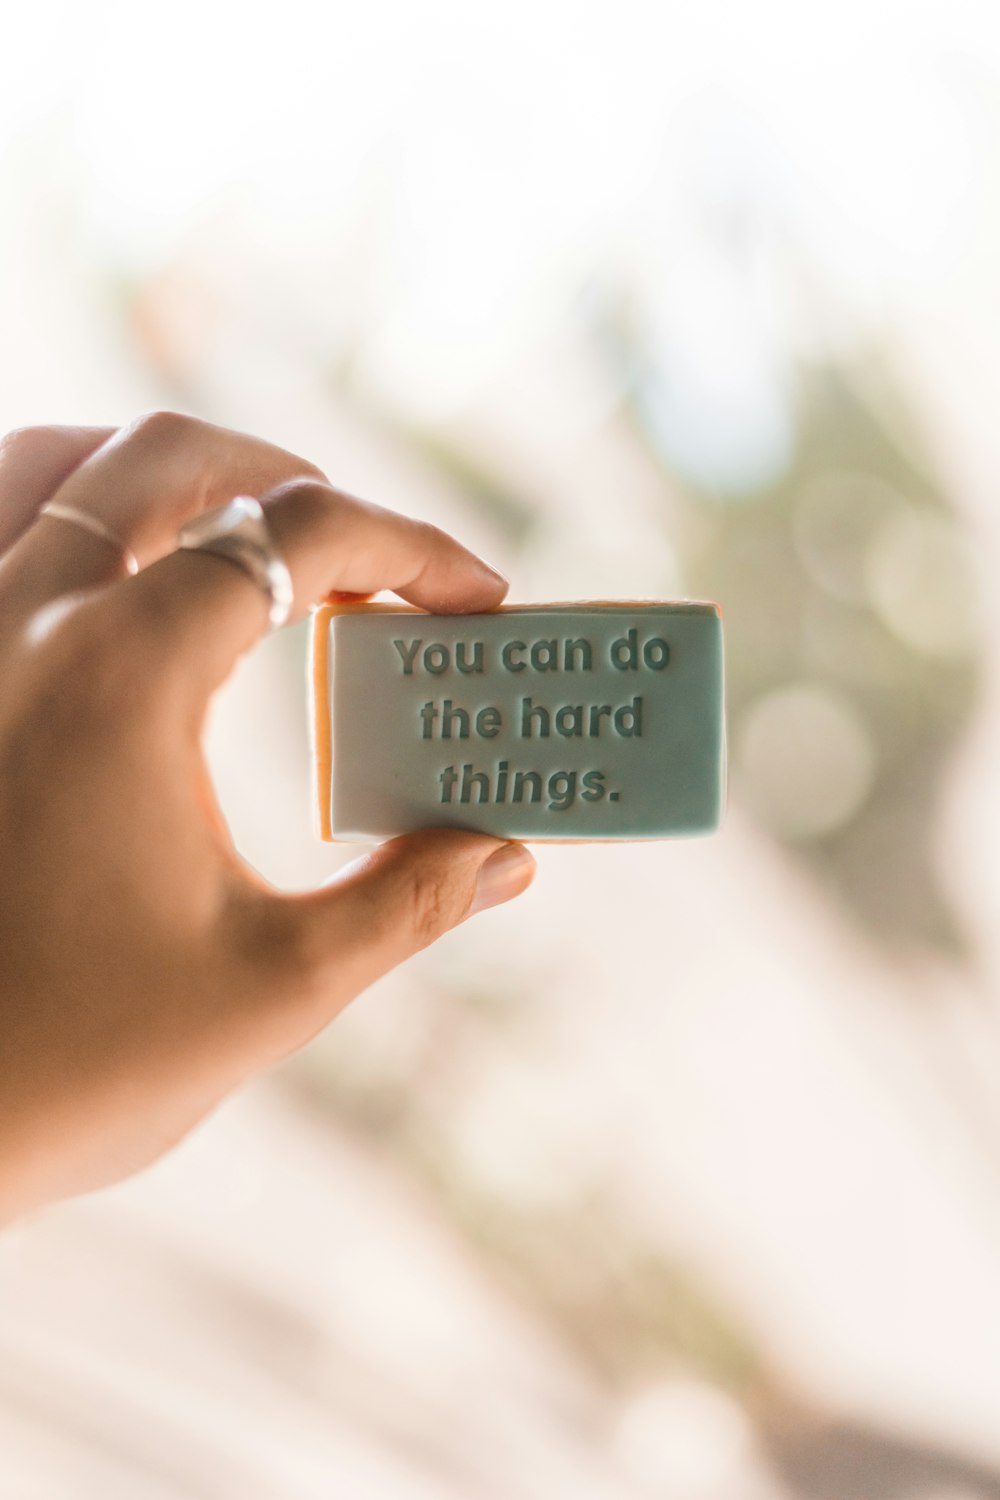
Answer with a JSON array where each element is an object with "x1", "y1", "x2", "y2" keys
[{"x1": 0, "y1": 414, "x2": 535, "y2": 1221}]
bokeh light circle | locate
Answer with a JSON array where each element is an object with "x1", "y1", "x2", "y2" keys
[
  {"x1": 866, "y1": 509, "x2": 978, "y2": 659},
  {"x1": 737, "y1": 682, "x2": 876, "y2": 839}
]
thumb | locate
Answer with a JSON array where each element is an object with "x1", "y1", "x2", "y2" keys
[{"x1": 274, "y1": 829, "x2": 536, "y2": 1021}]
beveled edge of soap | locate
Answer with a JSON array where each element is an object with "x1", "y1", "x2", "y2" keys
[{"x1": 309, "y1": 598, "x2": 725, "y2": 845}]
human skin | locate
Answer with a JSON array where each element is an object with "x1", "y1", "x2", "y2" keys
[{"x1": 0, "y1": 414, "x2": 535, "y2": 1223}]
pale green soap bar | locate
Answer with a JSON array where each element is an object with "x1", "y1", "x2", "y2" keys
[{"x1": 324, "y1": 604, "x2": 725, "y2": 842}]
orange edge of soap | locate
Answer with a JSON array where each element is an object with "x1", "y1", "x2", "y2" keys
[{"x1": 309, "y1": 598, "x2": 723, "y2": 845}]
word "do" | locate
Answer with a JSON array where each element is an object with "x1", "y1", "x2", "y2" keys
[{"x1": 609, "y1": 629, "x2": 670, "y2": 671}]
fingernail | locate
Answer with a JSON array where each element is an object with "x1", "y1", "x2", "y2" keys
[{"x1": 468, "y1": 842, "x2": 535, "y2": 916}]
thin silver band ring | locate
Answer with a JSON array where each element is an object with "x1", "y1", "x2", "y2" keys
[{"x1": 39, "y1": 502, "x2": 140, "y2": 576}]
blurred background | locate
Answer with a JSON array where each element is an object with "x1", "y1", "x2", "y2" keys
[{"x1": 2, "y1": 1, "x2": 1000, "y2": 1495}]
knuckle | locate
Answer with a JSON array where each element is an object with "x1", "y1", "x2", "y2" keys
[
  {"x1": 0, "y1": 425, "x2": 55, "y2": 468},
  {"x1": 265, "y1": 479, "x2": 344, "y2": 548},
  {"x1": 267, "y1": 476, "x2": 330, "y2": 515},
  {"x1": 412, "y1": 517, "x2": 443, "y2": 545},
  {"x1": 125, "y1": 409, "x2": 200, "y2": 449},
  {"x1": 286, "y1": 455, "x2": 326, "y2": 485},
  {"x1": 406, "y1": 861, "x2": 466, "y2": 947},
  {"x1": 409, "y1": 516, "x2": 450, "y2": 565}
]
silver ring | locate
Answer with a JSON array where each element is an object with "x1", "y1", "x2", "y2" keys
[
  {"x1": 39, "y1": 502, "x2": 139, "y2": 576},
  {"x1": 177, "y1": 496, "x2": 294, "y2": 630}
]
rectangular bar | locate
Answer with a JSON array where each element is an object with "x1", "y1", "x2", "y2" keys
[{"x1": 311, "y1": 601, "x2": 725, "y2": 842}]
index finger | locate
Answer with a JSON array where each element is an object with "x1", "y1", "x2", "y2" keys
[{"x1": 114, "y1": 478, "x2": 509, "y2": 695}]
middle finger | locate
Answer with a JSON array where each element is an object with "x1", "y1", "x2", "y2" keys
[{"x1": 4, "y1": 411, "x2": 325, "y2": 615}]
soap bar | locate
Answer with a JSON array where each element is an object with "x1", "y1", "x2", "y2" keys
[{"x1": 311, "y1": 601, "x2": 725, "y2": 842}]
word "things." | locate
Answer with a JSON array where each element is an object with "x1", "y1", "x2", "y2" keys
[{"x1": 439, "y1": 762, "x2": 617, "y2": 810}]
